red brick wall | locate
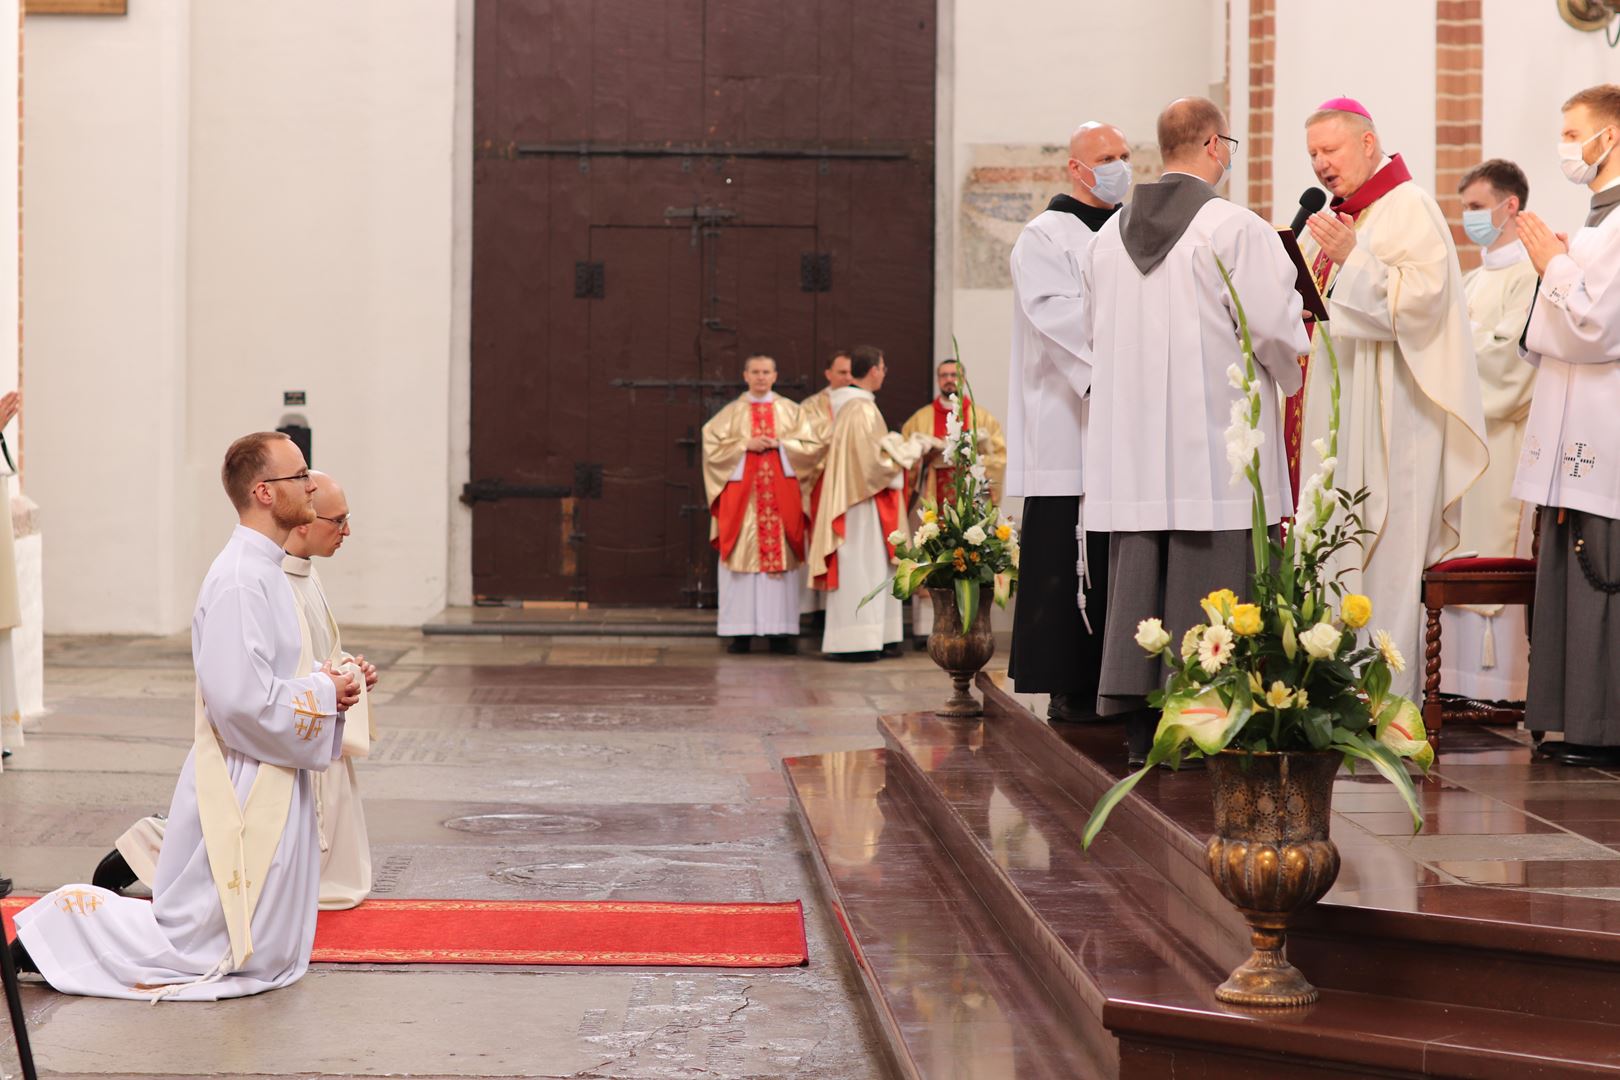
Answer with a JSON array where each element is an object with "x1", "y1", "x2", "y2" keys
[
  {"x1": 1436, "y1": 0, "x2": 1483, "y2": 271},
  {"x1": 1246, "y1": 0, "x2": 1275, "y2": 222}
]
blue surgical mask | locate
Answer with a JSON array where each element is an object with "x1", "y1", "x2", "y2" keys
[
  {"x1": 1462, "y1": 200, "x2": 1507, "y2": 247},
  {"x1": 1083, "y1": 159, "x2": 1132, "y2": 205}
]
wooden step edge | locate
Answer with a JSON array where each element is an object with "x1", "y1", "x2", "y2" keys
[{"x1": 783, "y1": 749, "x2": 1114, "y2": 1080}]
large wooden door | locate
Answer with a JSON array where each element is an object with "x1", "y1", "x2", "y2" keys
[{"x1": 470, "y1": 0, "x2": 936, "y2": 605}]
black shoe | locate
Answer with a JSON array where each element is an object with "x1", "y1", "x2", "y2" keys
[
  {"x1": 912, "y1": 636, "x2": 929, "y2": 651},
  {"x1": 1047, "y1": 692, "x2": 1107, "y2": 724},
  {"x1": 92, "y1": 849, "x2": 138, "y2": 894},
  {"x1": 826, "y1": 650, "x2": 882, "y2": 663},
  {"x1": 0, "y1": 875, "x2": 10, "y2": 899},
  {"x1": 881, "y1": 642, "x2": 904, "y2": 659},
  {"x1": 10, "y1": 936, "x2": 36, "y2": 975},
  {"x1": 1125, "y1": 713, "x2": 1155, "y2": 769},
  {"x1": 768, "y1": 636, "x2": 798, "y2": 655},
  {"x1": 726, "y1": 636, "x2": 753, "y2": 655},
  {"x1": 1548, "y1": 742, "x2": 1620, "y2": 767}
]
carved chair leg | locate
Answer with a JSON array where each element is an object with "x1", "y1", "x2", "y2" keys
[{"x1": 1423, "y1": 600, "x2": 1443, "y2": 743}]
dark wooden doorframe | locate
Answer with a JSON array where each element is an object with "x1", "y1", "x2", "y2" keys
[{"x1": 470, "y1": 0, "x2": 937, "y2": 606}]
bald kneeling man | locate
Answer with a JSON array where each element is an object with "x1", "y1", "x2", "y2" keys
[{"x1": 92, "y1": 471, "x2": 380, "y2": 910}]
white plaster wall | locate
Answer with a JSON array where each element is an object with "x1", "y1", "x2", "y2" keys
[
  {"x1": 26, "y1": 0, "x2": 458, "y2": 632},
  {"x1": 1269, "y1": 0, "x2": 1437, "y2": 226},
  {"x1": 25, "y1": 0, "x2": 192, "y2": 633},
  {"x1": 447, "y1": 0, "x2": 474, "y2": 608},
  {"x1": 1481, "y1": 1, "x2": 1620, "y2": 234}
]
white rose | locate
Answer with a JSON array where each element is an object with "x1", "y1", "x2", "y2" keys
[
  {"x1": 1135, "y1": 617, "x2": 1172, "y2": 655},
  {"x1": 1300, "y1": 621, "x2": 1343, "y2": 661},
  {"x1": 963, "y1": 523, "x2": 987, "y2": 545},
  {"x1": 887, "y1": 529, "x2": 909, "y2": 548}
]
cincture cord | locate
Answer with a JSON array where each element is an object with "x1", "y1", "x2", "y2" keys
[{"x1": 1075, "y1": 499, "x2": 1093, "y2": 634}]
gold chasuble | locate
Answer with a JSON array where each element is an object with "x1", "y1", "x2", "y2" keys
[
  {"x1": 899, "y1": 397, "x2": 1007, "y2": 511},
  {"x1": 808, "y1": 394, "x2": 920, "y2": 590},
  {"x1": 799, "y1": 387, "x2": 836, "y2": 519},
  {"x1": 702, "y1": 393, "x2": 823, "y2": 574}
]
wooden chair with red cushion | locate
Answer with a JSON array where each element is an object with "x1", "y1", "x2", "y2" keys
[{"x1": 1420, "y1": 556, "x2": 1537, "y2": 741}]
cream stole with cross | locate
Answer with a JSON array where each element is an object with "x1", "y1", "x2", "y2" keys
[
  {"x1": 288, "y1": 565, "x2": 371, "y2": 759},
  {"x1": 190, "y1": 604, "x2": 315, "y2": 972}
]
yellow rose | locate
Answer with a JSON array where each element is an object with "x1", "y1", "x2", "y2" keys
[
  {"x1": 996, "y1": 524, "x2": 1012, "y2": 541},
  {"x1": 1341, "y1": 593, "x2": 1372, "y2": 629},
  {"x1": 922, "y1": 508, "x2": 937, "y2": 524},
  {"x1": 1200, "y1": 588, "x2": 1238, "y2": 625},
  {"x1": 1230, "y1": 603, "x2": 1262, "y2": 636}
]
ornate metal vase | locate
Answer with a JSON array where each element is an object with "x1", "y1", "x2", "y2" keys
[
  {"x1": 926, "y1": 585, "x2": 995, "y2": 717},
  {"x1": 1205, "y1": 749, "x2": 1341, "y2": 1007}
]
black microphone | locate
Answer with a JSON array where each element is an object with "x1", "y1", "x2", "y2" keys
[{"x1": 1289, "y1": 188, "x2": 1328, "y2": 234}]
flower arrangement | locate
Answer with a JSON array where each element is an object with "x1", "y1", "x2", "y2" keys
[
  {"x1": 1080, "y1": 259, "x2": 1433, "y2": 849},
  {"x1": 866, "y1": 341, "x2": 1019, "y2": 633}
]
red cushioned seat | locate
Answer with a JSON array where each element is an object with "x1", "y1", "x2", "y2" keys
[{"x1": 1426, "y1": 556, "x2": 1535, "y2": 575}]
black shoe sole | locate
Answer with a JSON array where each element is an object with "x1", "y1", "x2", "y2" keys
[{"x1": 92, "y1": 849, "x2": 138, "y2": 894}]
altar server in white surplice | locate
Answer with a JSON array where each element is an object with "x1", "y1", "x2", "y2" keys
[
  {"x1": 1516, "y1": 85, "x2": 1620, "y2": 766},
  {"x1": 10, "y1": 432, "x2": 360, "y2": 1000},
  {"x1": 1080, "y1": 97, "x2": 1308, "y2": 765},
  {"x1": 1442, "y1": 159, "x2": 1539, "y2": 703}
]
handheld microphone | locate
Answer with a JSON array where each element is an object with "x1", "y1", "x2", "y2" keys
[{"x1": 1289, "y1": 188, "x2": 1328, "y2": 234}]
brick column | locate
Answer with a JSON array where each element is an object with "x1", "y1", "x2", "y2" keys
[
  {"x1": 1435, "y1": 0, "x2": 1483, "y2": 271},
  {"x1": 1246, "y1": 0, "x2": 1275, "y2": 222}
]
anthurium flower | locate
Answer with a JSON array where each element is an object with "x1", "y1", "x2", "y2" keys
[
  {"x1": 1378, "y1": 699, "x2": 1434, "y2": 770},
  {"x1": 1230, "y1": 603, "x2": 1262, "y2": 636},
  {"x1": 1341, "y1": 593, "x2": 1372, "y2": 629}
]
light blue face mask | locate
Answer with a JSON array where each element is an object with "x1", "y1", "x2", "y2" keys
[
  {"x1": 1461, "y1": 199, "x2": 1508, "y2": 247},
  {"x1": 1083, "y1": 159, "x2": 1132, "y2": 205}
]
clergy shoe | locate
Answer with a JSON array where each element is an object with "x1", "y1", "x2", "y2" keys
[
  {"x1": 1549, "y1": 742, "x2": 1620, "y2": 768},
  {"x1": 768, "y1": 636, "x2": 798, "y2": 655},
  {"x1": 9, "y1": 937, "x2": 36, "y2": 975},
  {"x1": 912, "y1": 636, "x2": 928, "y2": 651},
  {"x1": 1125, "y1": 713, "x2": 1154, "y2": 769},
  {"x1": 826, "y1": 650, "x2": 882, "y2": 663},
  {"x1": 1047, "y1": 693, "x2": 1106, "y2": 724},
  {"x1": 726, "y1": 636, "x2": 753, "y2": 655},
  {"x1": 0, "y1": 874, "x2": 10, "y2": 898},
  {"x1": 881, "y1": 642, "x2": 905, "y2": 659},
  {"x1": 91, "y1": 849, "x2": 138, "y2": 894}
]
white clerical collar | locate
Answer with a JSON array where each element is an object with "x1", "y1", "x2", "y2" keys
[
  {"x1": 747, "y1": 391, "x2": 775, "y2": 403},
  {"x1": 233, "y1": 523, "x2": 288, "y2": 565},
  {"x1": 832, "y1": 385, "x2": 875, "y2": 402},
  {"x1": 1480, "y1": 239, "x2": 1528, "y2": 270},
  {"x1": 1600, "y1": 174, "x2": 1620, "y2": 194},
  {"x1": 282, "y1": 553, "x2": 314, "y2": 577}
]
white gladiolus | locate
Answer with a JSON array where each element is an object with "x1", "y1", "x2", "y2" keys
[
  {"x1": 1227, "y1": 364, "x2": 1246, "y2": 390},
  {"x1": 1311, "y1": 437, "x2": 1329, "y2": 460}
]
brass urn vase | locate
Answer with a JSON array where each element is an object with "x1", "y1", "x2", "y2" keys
[
  {"x1": 1205, "y1": 750, "x2": 1341, "y2": 1007},
  {"x1": 926, "y1": 585, "x2": 995, "y2": 717}
]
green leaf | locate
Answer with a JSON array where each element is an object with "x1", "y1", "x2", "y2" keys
[
  {"x1": 955, "y1": 576, "x2": 977, "y2": 634},
  {"x1": 1081, "y1": 764, "x2": 1155, "y2": 849},
  {"x1": 1335, "y1": 735, "x2": 1424, "y2": 833}
]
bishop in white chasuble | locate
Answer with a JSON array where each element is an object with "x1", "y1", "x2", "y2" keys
[{"x1": 1300, "y1": 100, "x2": 1488, "y2": 701}]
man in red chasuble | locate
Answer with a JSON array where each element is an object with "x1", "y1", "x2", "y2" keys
[
  {"x1": 1296, "y1": 97, "x2": 1487, "y2": 700},
  {"x1": 703, "y1": 355, "x2": 825, "y2": 654},
  {"x1": 898, "y1": 358, "x2": 1006, "y2": 641}
]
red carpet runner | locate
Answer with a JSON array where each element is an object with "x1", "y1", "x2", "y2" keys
[{"x1": 3, "y1": 897, "x2": 809, "y2": 968}]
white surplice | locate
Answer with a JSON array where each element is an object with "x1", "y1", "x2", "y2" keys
[
  {"x1": 1080, "y1": 185, "x2": 1308, "y2": 531},
  {"x1": 284, "y1": 555, "x2": 373, "y2": 910},
  {"x1": 1512, "y1": 203, "x2": 1620, "y2": 519},
  {"x1": 715, "y1": 391, "x2": 804, "y2": 637},
  {"x1": 1302, "y1": 180, "x2": 1489, "y2": 700},
  {"x1": 1443, "y1": 240, "x2": 1538, "y2": 700},
  {"x1": 1006, "y1": 207, "x2": 1101, "y2": 501},
  {"x1": 16, "y1": 526, "x2": 342, "y2": 1000}
]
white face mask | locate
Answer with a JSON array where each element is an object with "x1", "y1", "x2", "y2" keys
[
  {"x1": 1082, "y1": 159, "x2": 1132, "y2": 205},
  {"x1": 1560, "y1": 128, "x2": 1614, "y2": 185}
]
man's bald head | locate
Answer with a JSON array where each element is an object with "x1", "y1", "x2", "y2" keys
[
  {"x1": 1066, "y1": 121, "x2": 1131, "y2": 208},
  {"x1": 287, "y1": 470, "x2": 352, "y2": 559}
]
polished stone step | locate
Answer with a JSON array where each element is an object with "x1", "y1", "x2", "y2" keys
[
  {"x1": 787, "y1": 679, "x2": 1620, "y2": 1076},
  {"x1": 782, "y1": 748, "x2": 1107, "y2": 1080},
  {"x1": 966, "y1": 675, "x2": 1620, "y2": 1026}
]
